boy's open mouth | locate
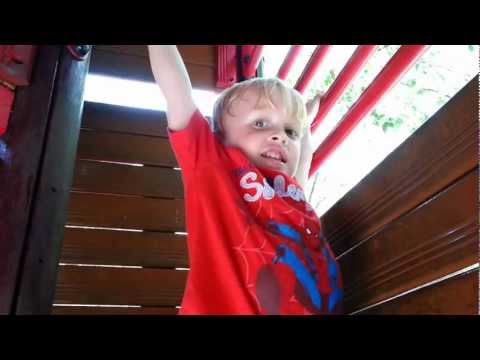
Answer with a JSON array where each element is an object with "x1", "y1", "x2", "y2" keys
[{"x1": 261, "y1": 151, "x2": 286, "y2": 164}]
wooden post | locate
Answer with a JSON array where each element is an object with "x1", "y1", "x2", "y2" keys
[
  {"x1": 0, "y1": 46, "x2": 61, "y2": 314},
  {"x1": 0, "y1": 46, "x2": 90, "y2": 314},
  {"x1": 14, "y1": 46, "x2": 91, "y2": 314}
]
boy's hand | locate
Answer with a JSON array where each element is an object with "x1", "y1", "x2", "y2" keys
[
  {"x1": 295, "y1": 93, "x2": 322, "y2": 189},
  {"x1": 302, "y1": 93, "x2": 322, "y2": 156}
]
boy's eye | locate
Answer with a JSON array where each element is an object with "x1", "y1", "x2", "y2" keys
[
  {"x1": 286, "y1": 129, "x2": 299, "y2": 139},
  {"x1": 254, "y1": 120, "x2": 267, "y2": 128}
]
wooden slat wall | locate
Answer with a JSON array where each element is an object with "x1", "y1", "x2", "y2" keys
[
  {"x1": 323, "y1": 76, "x2": 479, "y2": 314},
  {"x1": 53, "y1": 45, "x2": 218, "y2": 315},
  {"x1": 55, "y1": 267, "x2": 187, "y2": 306},
  {"x1": 67, "y1": 193, "x2": 184, "y2": 231},
  {"x1": 340, "y1": 169, "x2": 477, "y2": 312},
  {"x1": 358, "y1": 270, "x2": 478, "y2": 315},
  {"x1": 77, "y1": 130, "x2": 178, "y2": 167},
  {"x1": 89, "y1": 45, "x2": 218, "y2": 91},
  {"x1": 81, "y1": 101, "x2": 169, "y2": 136},
  {"x1": 52, "y1": 305, "x2": 178, "y2": 315},
  {"x1": 53, "y1": 101, "x2": 188, "y2": 315},
  {"x1": 73, "y1": 160, "x2": 183, "y2": 198},
  {"x1": 60, "y1": 228, "x2": 188, "y2": 268}
]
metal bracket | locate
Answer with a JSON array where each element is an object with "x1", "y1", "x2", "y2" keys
[{"x1": 66, "y1": 45, "x2": 92, "y2": 61}]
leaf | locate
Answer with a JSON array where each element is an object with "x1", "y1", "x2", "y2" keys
[
  {"x1": 405, "y1": 79, "x2": 416, "y2": 87},
  {"x1": 394, "y1": 117, "x2": 404, "y2": 126},
  {"x1": 324, "y1": 69, "x2": 336, "y2": 87},
  {"x1": 382, "y1": 122, "x2": 393, "y2": 133}
]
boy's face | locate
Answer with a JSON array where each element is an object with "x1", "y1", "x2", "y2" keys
[{"x1": 221, "y1": 88, "x2": 303, "y2": 177}]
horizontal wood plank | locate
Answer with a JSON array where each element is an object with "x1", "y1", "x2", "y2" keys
[
  {"x1": 89, "y1": 47, "x2": 217, "y2": 90},
  {"x1": 323, "y1": 76, "x2": 478, "y2": 258},
  {"x1": 357, "y1": 270, "x2": 478, "y2": 315},
  {"x1": 93, "y1": 45, "x2": 217, "y2": 67},
  {"x1": 55, "y1": 266, "x2": 188, "y2": 306},
  {"x1": 82, "y1": 101, "x2": 169, "y2": 137},
  {"x1": 72, "y1": 160, "x2": 183, "y2": 198},
  {"x1": 340, "y1": 168, "x2": 478, "y2": 312},
  {"x1": 52, "y1": 305, "x2": 178, "y2": 315},
  {"x1": 60, "y1": 227, "x2": 188, "y2": 268},
  {"x1": 67, "y1": 192, "x2": 185, "y2": 232},
  {"x1": 77, "y1": 129, "x2": 177, "y2": 167}
]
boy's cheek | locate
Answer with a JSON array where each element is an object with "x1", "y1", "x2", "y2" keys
[
  {"x1": 294, "y1": 142, "x2": 303, "y2": 157},
  {"x1": 290, "y1": 152, "x2": 300, "y2": 170}
]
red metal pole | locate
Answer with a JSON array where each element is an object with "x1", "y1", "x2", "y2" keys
[
  {"x1": 311, "y1": 45, "x2": 377, "y2": 132},
  {"x1": 277, "y1": 45, "x2": 304, "y2": 80},
  {"x1": 217, "y1": 45, "x2": 238, "y2": 89},
  {"x1": 243, "y1": 45, "x2": 265, "y2": 79},
  {"x1": 309, "y1": 45, "x2": 429, "y2": 178},
  {"x1": 0, "y1": 85, "x2": 14, "y2": 136},
  {"x1": 294, "y1": 45, "x2": 332, "y2": 94}
]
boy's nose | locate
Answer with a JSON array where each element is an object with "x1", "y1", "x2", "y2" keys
[{"x1": 270, "y1": 133, "x2": 287, "y2": 145}]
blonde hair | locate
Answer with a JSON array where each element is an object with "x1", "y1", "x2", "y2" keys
[{"x1": 211, "y1": 77, "x2": 307, "y2": 134}]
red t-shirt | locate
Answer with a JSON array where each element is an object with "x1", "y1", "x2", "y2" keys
[{"x1": 168, "y1": 109, "x2": 343, "y2": 315}]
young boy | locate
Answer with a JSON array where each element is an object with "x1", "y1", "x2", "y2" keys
[{"x1": 148, "y1": 45, "x2": 343, "y2": 315}]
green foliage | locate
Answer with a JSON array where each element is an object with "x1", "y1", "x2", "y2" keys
[{"x1": 283, "y1": 45, "x2": 478, "y2": 136}]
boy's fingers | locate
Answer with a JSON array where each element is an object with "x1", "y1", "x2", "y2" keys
[
  {"x1": 307, "y1": 92, "x2": 323, "y2": 109},
  {"x1": 306, "y1": 93, "x2": 323, "y2": 122}
]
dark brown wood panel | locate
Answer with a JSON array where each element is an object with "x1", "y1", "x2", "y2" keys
[
  {"x1": 60, "y1": 227, "x2": 188, "y2": 268},
  {"x1": 323, "y1": 76, "x2": 478, "y2": 258},
  {"x1": 178, "y1": 45, "x2": 217, "y2": 67},
  {"x1": 14, "y1": 47, "x2": 92, "y2": 315},
  {"x1": 89, "y1": 46, "x2": 217, "y2": 90},
  {"x1": 77, "y1": 129, "x2": 177, "y2": 167},
  {"x1": 67, "y1": 192, "x2": 185, "y2": 232},
  {"x1": 93, "y1": 45, "x2": 216, "y2": 67},
  {"x1": 358, "y1": 270, "x2": 478, "y2": 315},
  {"x1": 0, "y1": 46, "x2": 62, "y2": 314},
  {"x1": 52, "y1": 305, "x2": 178, "y2": 315},
  {"x1": 72, "y1": 160, "x2": 183, "y2": 198},
  {"x1": 82, "y1": 101, "x2": 169, "y2": 137},
  {"x1": 340, "y1": 168, "x2": 478, "y2": 312},
  {"x1": 54, "y1": 266, "x2": 188, "y2": 306}
]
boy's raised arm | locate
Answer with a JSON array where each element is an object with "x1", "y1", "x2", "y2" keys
[
  {"x1": 148, "y1": 45, "x2": 197, "y2": 131},
  {"x1": 295, "y1": 94, "x2": 322, "y2": 189}
]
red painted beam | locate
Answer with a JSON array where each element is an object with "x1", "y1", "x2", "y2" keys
[
  {"x1": 311, "y1": 45, "x2": 377, "y2": 132},
  {"x1": 277, "y1": 45, "x2": 304, "y2": 80},
  {"x1": 0, "y1": 85, "x2": 15, "y2": 136},
  {"x1": 242, "y1": 45, "x2": 265, "y2": 79},
  {"x1": 309, "y1": 45, "x2": 429, "y2": 177},
  {"x1": 294, "y1": 45, "x2": 332, "y2": 94},
  {"x1": 217, "y1": 45, "x2": 238, "y2": 89}
]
